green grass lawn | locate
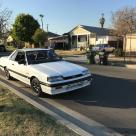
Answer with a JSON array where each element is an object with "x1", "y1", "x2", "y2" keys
[{"x1": 0, "y1": 85, "x2": 79, "y2": 136}]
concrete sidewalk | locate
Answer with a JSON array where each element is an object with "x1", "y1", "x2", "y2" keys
[{"x1": 64, "y1": 55, "x2": 136, "y2": 70}]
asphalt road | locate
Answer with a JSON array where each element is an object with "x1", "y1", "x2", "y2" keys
[
  {"x1": 0, "y1": 60, "x2": 136, "y2": 135},
  {"x1": 53, "y1": 64, "x2": 136, "y2": 136}
]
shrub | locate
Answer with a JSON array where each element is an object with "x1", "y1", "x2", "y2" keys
[{"x1": 88, "y1": 44, "x2": 94, "y2": 50}]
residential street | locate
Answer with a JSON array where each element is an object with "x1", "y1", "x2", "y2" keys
[
  {"x1": 53, "y1": 64, "x2": 136, "y2": 136},
  {"x1": 0, "y1": 61, "x2": 136, "y2": 136}
]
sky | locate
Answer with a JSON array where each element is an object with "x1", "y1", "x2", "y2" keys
[{"x1": 1, "y1": 0, "x2": 136, "y2": 34}]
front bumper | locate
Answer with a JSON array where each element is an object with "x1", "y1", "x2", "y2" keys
[{"x1": 40, "y1": 75, "x2": 93, "y2": 95}]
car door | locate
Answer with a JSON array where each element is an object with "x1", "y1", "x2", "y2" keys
[{"x1": 10, "y1": 51, "x2": 30, "y2": 84}]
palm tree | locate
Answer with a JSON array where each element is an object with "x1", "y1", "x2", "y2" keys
[{"x1": 99, "y1": 13, "x2": 105, "y2": 28}]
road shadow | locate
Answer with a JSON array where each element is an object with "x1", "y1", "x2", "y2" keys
[
  {"x1": 49, "y1": 74, "x2": 136, "y2": 109},
  {"x1": 111, "y1": 127, "x2": 136, "y2": 136},
  {"x1": 109, "y1": 60, "x2": 136, "y2": 67}
]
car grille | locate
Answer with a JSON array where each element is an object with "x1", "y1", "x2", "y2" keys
[{"x1": 63, "y1": 74, "x2": 83, "y2": 80}]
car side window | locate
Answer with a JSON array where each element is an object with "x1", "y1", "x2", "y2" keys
[{"x1": 15, "y1": 51, "x2": 25, "y2": 62}]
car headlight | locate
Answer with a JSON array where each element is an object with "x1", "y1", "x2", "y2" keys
[
  {"x1": 82, "y1": 70, "x2": 90, "y2": 76},
  {"x1": 47, "y1": 76, "x2": 63, "y2": 82}
]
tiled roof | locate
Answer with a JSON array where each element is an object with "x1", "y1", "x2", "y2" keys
[
  {"x1": 81, "y1": 25, "x2": 113, "y2": 36},
  {"x1": 69, "y1": 25, "x2": 114, "y2": 36},
  {"x1": 47, "y1": 31, "x2": 60, "y2": 38}
]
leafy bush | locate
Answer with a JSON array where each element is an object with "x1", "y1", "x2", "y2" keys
[
  {"x1": 114, "y1": 48, "x2": 124, "y2": 57},
  {"x1": 32, "y1": 28, "x2": 47, "y2": 47}
]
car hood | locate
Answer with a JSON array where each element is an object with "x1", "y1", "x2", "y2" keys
[{"x1": 29, "y1": 61, "x2": 87, "y2": 77}]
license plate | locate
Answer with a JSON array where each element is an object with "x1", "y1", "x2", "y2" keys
[{"x1": 67, "y1": 82, "x2": 83, "y2": 89}]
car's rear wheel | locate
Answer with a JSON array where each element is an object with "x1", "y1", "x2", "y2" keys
[
  {"x1": 31, "y1": 78, "x2": 43, "y2": 97},
  {"x1": 4, "y1": 68, "x2": 11, "y2": 80}
]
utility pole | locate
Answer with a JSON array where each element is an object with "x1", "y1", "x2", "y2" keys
[
  {"x1": 39, "y1": 14, "x2": 44, "y2": 30},
  {"x1": 46, "y1": 24, "x2": 49, "y2": 48},
  {"x1": 47, "y1": 24, "x2": 49, "y2": 32}
]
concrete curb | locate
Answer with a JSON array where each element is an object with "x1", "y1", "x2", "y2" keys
[
  {"x1": 0, "y1": 79, "x2": 93, "y2": 136},
  {"x1": 64, "y1": 55, "x2": 136, "y2": 70},
  {"x1": 125, "y1": 64, "x2": 136, "y2": 69},
  {"x1": 41, "y1": 98, "x2": 123, "y2": 136},
  {"x1": 65, "y1": 58, "x2": 136, "y2": 70}
]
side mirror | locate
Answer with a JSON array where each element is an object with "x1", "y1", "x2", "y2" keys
[{"x1": 18, "y1": 59, "x2": 26, "y2": 65}]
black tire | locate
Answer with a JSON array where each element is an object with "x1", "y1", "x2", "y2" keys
[
  {"x1": 31, "y1": 78, "x2": 43, "y2": 97},
  {"x1": 4, "y1": 68, "x2": 11, "y2": 80}
]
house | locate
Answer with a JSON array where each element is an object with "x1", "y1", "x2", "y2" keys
[
  {"x1": 124, "y1": 34, "x2": 136, "y2": 55},
  {"x1": 6, "y1": 31, "x2": 60, "y2": 48},
  {"x1": 49, "y1": 25, "x2": 121, "y2": 50},
  {"x1": 69, "y1": 25, "x2": 118, "y2": 49},
  {"x1": 49, "y1": 34, "x2": 69, "y2": 50}
]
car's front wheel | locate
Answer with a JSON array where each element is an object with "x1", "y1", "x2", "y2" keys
[
  {"x1": 4, "y1": 68, "x2": 11, "y2": 80},
  {"x1": 31, "y1": 78, "x2": 43, "y2": 97}
]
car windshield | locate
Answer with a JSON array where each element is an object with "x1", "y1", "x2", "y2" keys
[{"x1": 26, "y1": 50, "x2": 62, "y2": 65}]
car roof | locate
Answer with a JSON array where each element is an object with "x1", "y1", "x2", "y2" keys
[{"x1": 17, "y1": 48, "x2": 50, "y2": 52}]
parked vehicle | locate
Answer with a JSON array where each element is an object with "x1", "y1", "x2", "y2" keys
[
  {"x1": 0, "y1": 44, "x2": 6, "y2": 52},
  {"x1": 0, "y1": 48, "x2": 92, "y2": 96},
  {"x1": 92, "y1": 44, "x2": 115, "y2": 53}
]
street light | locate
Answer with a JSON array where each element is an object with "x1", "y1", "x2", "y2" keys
[{"x1": 39, "y1": 14, "x2": 44, "y2": 30}]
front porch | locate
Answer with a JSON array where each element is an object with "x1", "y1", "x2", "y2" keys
[{"x1": 70, "y1": 34, "x2": 92, "y2": 49}]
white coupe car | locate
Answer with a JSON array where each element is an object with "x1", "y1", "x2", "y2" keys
[{"x1": 0, "y1": 48, "x2": 92, "y2": 96}]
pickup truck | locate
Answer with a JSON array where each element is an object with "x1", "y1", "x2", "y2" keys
[{"x1": 92, "y1": 44, "x2": 115, "y2": 53}]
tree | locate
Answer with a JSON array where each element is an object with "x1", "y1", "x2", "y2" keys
[
  {"x1": 99, "y1": 13, "x2": 105, "y2": 28},
  {"x1": 112, "y1": 7, "x2": 136, "y2": 59},
  {"x1": 32, "y1": 28, "x2": 47, "y2": 47},
  {"x1": 12, "y1": 14, "x2": 40, "y2": 44},
  {"x1": 112, "y1": 7, "x2": 136, "y2": 35},
  {"x1": 0, "y1": 7, "x2": 12, "y2": 42}
]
